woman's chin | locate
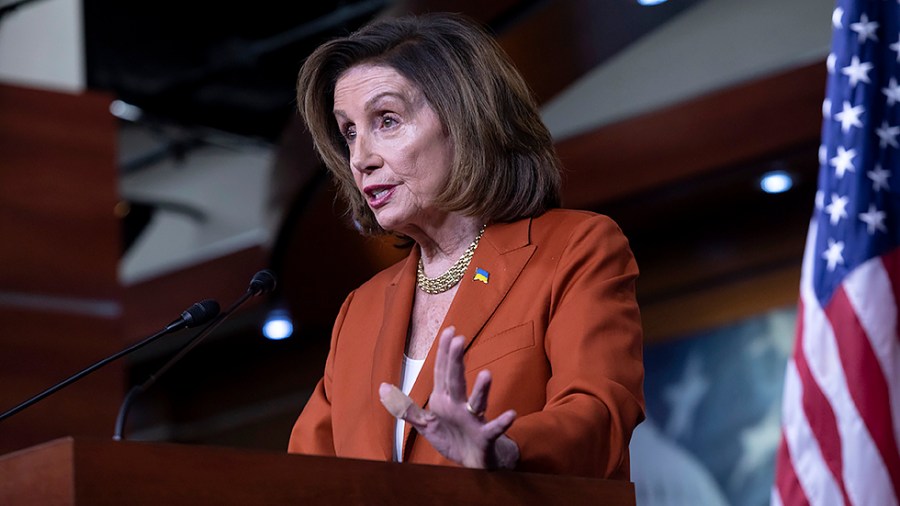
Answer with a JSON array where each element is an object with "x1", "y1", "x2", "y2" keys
[
  {"x1": 373, "y1": 214, "x2": 404, "y2": 234},
  {"x1": 373, "y1": 208, "x2": 414, "y2": 234}
]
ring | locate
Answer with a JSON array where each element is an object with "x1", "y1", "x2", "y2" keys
[{"x1": 465, "y1": 402, "x2": 485, "y2": 417}]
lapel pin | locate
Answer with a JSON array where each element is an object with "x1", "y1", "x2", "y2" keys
[{"x1": 474, "y1": 267, "x2": 489, "y2": 284}]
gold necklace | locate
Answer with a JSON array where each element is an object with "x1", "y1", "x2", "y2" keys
[{"x1": 416, "y1": 225, "x2": 486, "y2": 295}]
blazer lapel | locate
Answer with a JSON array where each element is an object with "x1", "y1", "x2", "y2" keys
[
  {"x1": 402, "y1": 218, "x2": 536, "y2": 458},
  {"x1": 369, "y1": 250, "x2": 418, "y2": 460}
]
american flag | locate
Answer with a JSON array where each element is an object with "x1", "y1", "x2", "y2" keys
[{"x1": 772, "y1": 1, "x2": 900, "y2": 505}]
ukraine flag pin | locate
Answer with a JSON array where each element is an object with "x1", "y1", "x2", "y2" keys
[{"x1": 474, "y1": 268, "x2": 489, "y2": 284}]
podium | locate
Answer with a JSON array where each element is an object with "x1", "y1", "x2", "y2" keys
[{"x1": 0, "y1": 437, "x2": 635, "y2": 505}]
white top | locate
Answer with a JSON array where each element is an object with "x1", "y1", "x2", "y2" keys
[{"x1": 393, "y1": 354, "x2": 425, "y2": 462}]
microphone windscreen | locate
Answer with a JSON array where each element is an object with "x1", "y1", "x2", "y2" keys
[
  {"x1": 249, "y1": 269, "x2": 277, "y2": 295},
  {"x1": 182, "y1": 299, "x2": 220, "y2": 328}
]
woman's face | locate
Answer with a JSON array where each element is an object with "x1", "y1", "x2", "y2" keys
[{"x1": 333, "y1": 64, "x2": 454, "y2": 235}]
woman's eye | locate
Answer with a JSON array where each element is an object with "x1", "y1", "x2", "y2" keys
[
  {"x1": 343, "y1": 126, "x2": 356, "y2": 141},
  {"x1": 381, "y1": 115, "x2": 398, "y2": 128}
]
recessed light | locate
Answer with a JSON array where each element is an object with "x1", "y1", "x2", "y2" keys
[
  {"x1": 759, "y1": 170, "x2": 794, "y2": 194},
  {"x1": 262, "y1": 309, "x2": 294, "y2": 340}
]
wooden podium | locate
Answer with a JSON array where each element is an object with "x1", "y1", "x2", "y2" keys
[{"x1": 0, "y1": 437, "x2": 635, "y2": 505}]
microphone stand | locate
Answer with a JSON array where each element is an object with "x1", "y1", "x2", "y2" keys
[
  {"x1": 113, "y1": 271, "x2": 275, "y2": 440},
  {"x1": 0, "y1": 299, "x2": 219, "y2": 423}
]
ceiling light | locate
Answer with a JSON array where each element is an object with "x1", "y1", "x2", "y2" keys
[
  {"x1": 637, "y1": 0, "x2": 669, "y2": 5},
  {"x1": 759, "y1": 170, "x2": 794, "y2": 194},
  {"x1": 262, "y1": 309, "x2": 293, "y2": 340},
  {"x1": 109, "y1": 100, "x2": 143, "y2": 122}
]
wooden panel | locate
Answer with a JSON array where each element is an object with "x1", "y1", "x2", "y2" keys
[
  {"x1": 0, "y1": 84, "x2": 123, "y2": 454},
  {"x1": 641, "y1": 264, "x2": 800, "y2": 343},
  {"x1": 0, "y1": 309, "x2": 123, "y2": 455},
  {"x1": 557, "y1": 61, "x2": 826, "y2": 209},
  {"x1": 624, "y1": 143, "x2": 817, "y2": 342},
  {"x1": 0, "y1": 438, "x2": 636, "y2": 505},
  {"x1": 0, "y1": 84, "x2": 119, "y2": 299},
  {"x1": 630, "y1": 156, "x2": 814, "y2": 302}
]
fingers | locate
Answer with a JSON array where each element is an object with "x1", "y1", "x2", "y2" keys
[
  {"x1": 482, "y1": 409, "x2": 517, "y2": 440},
  {"x1": 466, "y1": 370, "x2": 492, "y2": 417},
  {"x1": 378, "y1": 383, "x2": 432, "y2": 428},
  {"x1": 445, "y1": 335, "x2": 467, "y2": 401},
  {"x1": 434, "y1": 326, "x2": 467, "y2": 402},
  {"x1": 378, "y1": 383, "x2": 412, "y2": 418},
  {"x1": 432, "y1": 327, "x2": 455, "y2": 394}
]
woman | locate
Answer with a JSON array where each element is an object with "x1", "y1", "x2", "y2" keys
[{"x1": 288, "y1": 13, "x2": 644, "y2": 479}]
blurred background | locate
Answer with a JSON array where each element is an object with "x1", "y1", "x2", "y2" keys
[{"x1": 0, "y1": 0, "x2": 833, "y2": 504}]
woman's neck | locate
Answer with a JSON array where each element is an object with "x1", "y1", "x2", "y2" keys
[{"x1": 408, "y1": 215, "x2": 483, "y2": 274}]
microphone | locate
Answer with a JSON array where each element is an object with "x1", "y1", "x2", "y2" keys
[
  {"x1": 113, "y1": 269, "x2": 277, "y2": 440},
  {"x1": 167, "y1": 299, "x2": 222, "y2": 331},
  {"x1": 248, "y1": 269, "x2": 277, "y2": 296},
  {"x1": 0, "y1": 299, "x2": 220, "y2": 423}
]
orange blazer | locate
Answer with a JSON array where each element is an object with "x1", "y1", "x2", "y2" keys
[{"x1": 288, "y1": 209, "x2": 645, "y2": 479}]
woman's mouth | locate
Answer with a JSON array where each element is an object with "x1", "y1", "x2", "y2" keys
[{"x1": 364, "y1": 185, "x2": 396, "y2": 209}]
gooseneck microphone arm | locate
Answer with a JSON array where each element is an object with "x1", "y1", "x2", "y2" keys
[
  {"x1": 113, "y1": 270, "x2": 276, "y2": 441},
  {"x1": 0, "y1": 299, "x2": 220, "y2": 423}
]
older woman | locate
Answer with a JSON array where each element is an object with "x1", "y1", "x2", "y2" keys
[{"x1": 288, "y1": 13, "x2": 644, "y2": 479}]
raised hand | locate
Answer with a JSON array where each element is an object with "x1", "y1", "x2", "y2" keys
[{"x1": 379, "y1": 326, "x2": 519, "y2": 469}]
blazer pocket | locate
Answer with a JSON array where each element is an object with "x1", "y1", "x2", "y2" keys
[{"x1": 466, "y1": 321, "x2": 535, "y2": 371}]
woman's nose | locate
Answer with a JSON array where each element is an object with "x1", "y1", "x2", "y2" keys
[{"x1": 350, "y1": 134, "x2": 383, "y2": 173}]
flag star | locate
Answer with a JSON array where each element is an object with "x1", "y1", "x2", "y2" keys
[
  {"x1": 859, "y1": 204, "x2": 887, "y2": 234},
  {"x1": 850, "y1": 13, "x2": 879, "y2": 43},
  {"x1": 876, "y1": 121, "x2": 900, "y2": 148},
  {"x1": 832, "y1": 7, "x2": 844, "y2": 28},
  {"x1": 834, "y1": 100, "x2": 865, "y2": 133},
  {"x1": 824, "y1": 193, "x2": 849, "y2": 225},
  {"x1": 827, "y1": 53, "x2": 837, "y2": 74},
  {"x1": 822, "y1": 239, "x2": 845, "y2": 271},
  {"x1": 830, "y1": 146, "x2": 857, "y2": 178},
  {"x1": 815, "y1": 190, "x2": 825, "y2": 210},
  {"x1": 884, "y1": 77, "x2": 900, "y2": 106},
  {"x1": 822, "y1": 98, "x2": 832, "y2": 117},
  {"x1": 842, "y1": 56, "x2": 874, "y2": 87},
  {"x1": 868, "y1": 165, "x2": 891, "y2": 192},
  {"x1": 891, "y1": 34, "x2": 900, "y2": 63}
]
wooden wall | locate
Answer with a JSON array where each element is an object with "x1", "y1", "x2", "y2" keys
[{"x1": 0, "y1": 84, "x2": 123, "y2": 454}]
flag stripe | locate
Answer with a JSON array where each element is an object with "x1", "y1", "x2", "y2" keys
[
  {"x1": 825, "y1": 283, "x2": 900, "y2": 499},
  {"x1": 881, "y1": 249, "x2": 900, "y2": 342},
  {"x1": 776, "y1": 435, "x2": 812, "y2": 506},
  {"x1": 779, "y1": 223, "x2": 848, "y2": 506},
  {"x1": 781, "y1": 359, "x2": 845, "y2": 506},
  {"x1": 800, "y1": 221, "x2": 896, "y2": 506},
  {"x1": 771, "y1": 487, "x2": 787, "y2": 506},
  {"x1": 841, "y1": 253, "x2": 900, "y2": 467},
  {"x1": 793, "y1": 299, "x2": 853, "y2": 505}
]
